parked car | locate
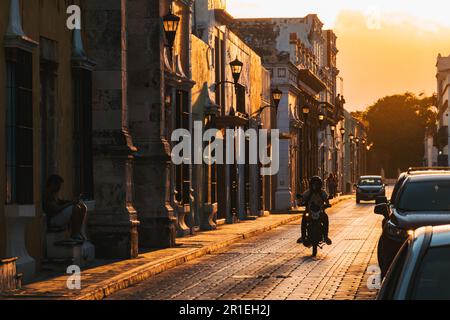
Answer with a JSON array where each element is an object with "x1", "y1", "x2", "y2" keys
[
  {"x1": 389, "y1": 167, "x2": 450, "y2": 204},
  {"x1": 375, "y1": 173, "x2": 450, "y2": 277},
  {"x1": 355, "y1": 175, "x2": 385, "y2": 204},
  {"x1": 378, "y1": 225, "x2": 450, "y2": 300}
]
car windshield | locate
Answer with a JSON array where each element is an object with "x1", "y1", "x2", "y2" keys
[
  {"x1": 359, "y1": 178, "x2": 381, "y2": 186},
  {"x1": 410, "y1": 246, "x2": 450, "y2": 300},
  {"x1": 391, "y1": 175, "x2": 407, "y2": 203},
  {"x1": 398, "y1": 180, "x2": 450, "y2": 212}
]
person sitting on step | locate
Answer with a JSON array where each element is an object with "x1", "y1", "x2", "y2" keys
[{"x1": 43, "y1": 174, "x2": 87, "y2": 242}]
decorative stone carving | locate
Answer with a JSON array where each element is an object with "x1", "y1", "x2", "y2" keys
[
  {"x1": 200, "y1": 203, "x2": 218, "y2": 231},
  {"x1": 176, "y1": 204, "x2": 191, "y2": 237}
]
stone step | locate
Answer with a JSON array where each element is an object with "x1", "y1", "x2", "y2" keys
[{"x1": 46, "y1": 229, "x2": 95, "y2": 267}]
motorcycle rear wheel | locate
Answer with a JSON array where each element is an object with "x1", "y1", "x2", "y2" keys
[{"x1": 312, "y1": 245, "x2": 318, "y2": 257}]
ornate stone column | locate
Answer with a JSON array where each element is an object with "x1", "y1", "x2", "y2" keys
[
  {"x1": 274, "y1": 91, "x2": 292, "y2": 210},
  {"x1": 84, "y1": 0, "x2": 139, "y2": 259},
  {"x1": 126, "y1": 0, "x2": 178, "y2": 248}
]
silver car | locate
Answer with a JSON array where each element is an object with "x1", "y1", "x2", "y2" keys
[{"x1": 378, "y1": 225, "x2": 450, "y2": 300}]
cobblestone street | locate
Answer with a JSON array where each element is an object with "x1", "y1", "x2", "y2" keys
[{"x1": 108, "y1": 198, "x2": 383, "y2": 300}]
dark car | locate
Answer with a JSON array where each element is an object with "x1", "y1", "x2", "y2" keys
[
  {"x1": 355, "y1": 175, "x2": 385, "y2": 204},
  {"x1": 390, "y1": 167, "x2": 450, "y2": 204},
  {"x1": 375, "y1": 173, "x2": 450, "y2": 277},
  {"x1": 378, "y1": 225, "x2": 450, "y2": 300}
]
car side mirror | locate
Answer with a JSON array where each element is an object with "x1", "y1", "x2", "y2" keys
[
  {"x1": 374, "y1": 203, "x2": 389, "y2": 218},
  {"x1": 375, "y1": 196, "x2": 388, "y2": 205}
]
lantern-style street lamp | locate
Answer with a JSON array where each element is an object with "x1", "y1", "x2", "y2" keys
[
  {"x1": 162, "y1": 2, "x2": 181, "y2": 51},
  {"x1": 272, "y1": 88, "x2": 283, "y2": 110},
  {"x1": 318, "y1": 113, "x2": 325, "y2": 123},
  {"x1": 355, "y1": 137, "x2": 360, "y2": 144},
  {"x1": 251, "y1": 89, "x2": 283, "y2": 118},
  {"x1": 349, "y1": 133, "x2": 355, "y2": 142},
  {"x1": 340, "y1": 127, "x2": 346, "y2": 138},
  {"x1": 330, "y1": 125, "x2": 336, "y2": 134},
  {"x1": 230, "y1": 58, "x2": 244, "y2": 85},
  {"x1": 302, "y1": 105, "x2": 310, "y2": 122}
]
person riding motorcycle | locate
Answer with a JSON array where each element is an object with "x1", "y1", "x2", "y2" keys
[{"x1": 297, "y1": 176, "x2": 332, "y2": 246}]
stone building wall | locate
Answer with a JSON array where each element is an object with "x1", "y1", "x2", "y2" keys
[{"x1": 0, "y1": 0, "x2": 83, "y2": 265}]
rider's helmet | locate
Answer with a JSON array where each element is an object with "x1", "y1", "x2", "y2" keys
[{"x1": 309, "y1": 176, "x2": 323, "y2": 193}]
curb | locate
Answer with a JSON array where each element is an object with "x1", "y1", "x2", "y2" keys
[
  {"x1": 330, "y1": 195, "x2": 354, "y2": 206},
  {"x1": 75, "y1": 214, "x2": 301, "y2": 300}
]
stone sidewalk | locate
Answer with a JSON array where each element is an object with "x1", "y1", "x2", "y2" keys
[{"x1": 0, "y1": 195, "x2": 353, "y2": 300}]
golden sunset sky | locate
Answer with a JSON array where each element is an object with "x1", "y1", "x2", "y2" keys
[{"x1": 227, "y1": 0, "x2": 450, "y2": 111}]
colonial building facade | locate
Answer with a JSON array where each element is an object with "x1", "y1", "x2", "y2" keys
[
  {"x1": 231, "y1": 15, "x2": 345, "y2": 210},
  {"x1": 0, "y1": 0, "x2": 277, "y2": 282},
  {"x1": 190, "y1": 0, "x2": 274, "y2": 227},
  {"x1": 0, "y1": 0, "x2": 93, "y2": 280},
  {"x1": 341, "y1": 111, "x2": 368, "y2": 192},
  {"x1": 1, "y1": 0, "x2": 365, "y2": 284}
]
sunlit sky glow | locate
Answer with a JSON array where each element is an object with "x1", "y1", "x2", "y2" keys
[{"x1": 228, "y1": 0, "x2": 450, "y2": 111}]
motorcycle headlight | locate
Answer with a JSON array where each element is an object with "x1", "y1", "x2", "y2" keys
[{"x1": 386, "y1": 221, "x2": 407, "y2": 238}]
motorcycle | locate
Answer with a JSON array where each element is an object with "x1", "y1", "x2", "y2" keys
[
  {"x1": 304, "y1": 210, "x2": 325, "y2": 257},
  {"x1": 297, "y1": 194, "x2": 331, "y2": 257}
]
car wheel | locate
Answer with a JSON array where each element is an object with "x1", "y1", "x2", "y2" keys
[{"x1": 377, "y1": 236, "x2": 393, "y2": 278}]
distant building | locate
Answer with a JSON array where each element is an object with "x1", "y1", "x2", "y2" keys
[
  {"x1": 341, "y1": 111, "x2": 368, "y2": 193},
  {"x1": 435, "y1": 54, "x2": 450, "y2": 166},
  {"x1": 232, "y1": 15, "x2": 345, "y2": 209}
]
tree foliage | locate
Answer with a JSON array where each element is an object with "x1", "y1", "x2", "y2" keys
[{"x1": 361, "y1": 93, "x2": 437, "y2": 178}]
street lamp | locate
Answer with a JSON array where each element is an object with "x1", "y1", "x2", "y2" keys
[
  {"x1": 355, "y1": 137, "x2": 360, "y2": 144},
  {"x1": 349, "y1": 133, "x2": 354, "y2": 142},
  {"x1": 302, "y1": 105, "x2": 310, "y2": 121},
  {"x1": 300, "y1": 102, "x2": 310, "y2": 192},
  {"x1": 318, "y1": 112, "x2": 325, "y2": 123},
  {"x1": 339, "y1": 127, "x2": 346, "y2": 193},
  {"x1": 162, "y1": 2, "x2": 181, "y2": 51},
  {"x1": 230, "y1": 58, "x2": 244, "y2": 85},
  {"x1": 251, "y1": 89, "x2": 283, "y2": 117},
  {"x1": 272, "y1": 88, "x2": 282, "y2": 110}
]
